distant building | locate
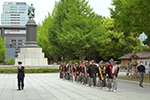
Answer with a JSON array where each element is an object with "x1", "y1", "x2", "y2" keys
[
  {"x1": 1, "y1": 2, "x2": 29, "y2": 58},
  {"x1": 119, "y1": 52, "x2": 150, "y2": 72},
  {"x1": 5, "y1": 44, "x2": 15, "y2": 60},
  {"x1": 138, "y1": 33, "x2": 147, "y2": 45}
]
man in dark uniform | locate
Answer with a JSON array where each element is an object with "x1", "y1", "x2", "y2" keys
[
  {"x1": 137, "y1": 61, "x2": 146, "y2": 88},
  {"x1": 88, "y1": 60, "x2": 97, "y2": 87},
  {"x1": 17, "y1": 61, "x2": 25, "y2": 91},
  {"x1": 59, "y1": 62, "x2": 63, "y2": 78}
]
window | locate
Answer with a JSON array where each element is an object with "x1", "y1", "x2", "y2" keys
[
  {"x1": 12, "y1": 39, "x2": 16, "y2": 42},
  {"x1": 18, "y1": 40, "x2": 22, "y2": 42},
  {"x1": 18, "y1": 43, "x2": 22, "y2": 45}
]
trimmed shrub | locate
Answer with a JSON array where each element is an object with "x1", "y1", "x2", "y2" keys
[
  {"x1": 4, "y1": 58, "x2": 15, "y2": 65},
  {"x1": 0, "y1": 68, "x2": 59, "y2": 73}
]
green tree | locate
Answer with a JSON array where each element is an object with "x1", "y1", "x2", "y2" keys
[
  {"x1": 52, "y1": 0, "x2": 107, "y2": 60},
  {"x1": 0, "y1": 35, "x2": 6, "y2": 62},
  {"x1": 99, "y1": 18, "x2": 141, "y2": 61},
  {"x1": 110, "y1": 0, "x2": 150, "y2": 47},
  {"x1": 37, "y1": 2, "x2": 60, "y2": 62}
]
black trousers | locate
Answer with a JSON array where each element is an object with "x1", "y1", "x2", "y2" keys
[{"x1": 18, "y1": 78, "x2": 24, "y2": 89}]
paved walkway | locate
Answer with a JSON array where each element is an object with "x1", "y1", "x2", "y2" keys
[{"x1": 0, "y1": 73, "x2": 150, "y2": 100}]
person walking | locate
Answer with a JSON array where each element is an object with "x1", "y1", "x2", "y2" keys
[
  {"x1": 137, "y1": 61, "x2": 146, "y2": 88},
  {"x1": 59, "y1": 62, "x2": 63, "y2": 79},
  {"x1": 68, "y1": 61, "x2": 74, "y2": 82},
  {"x1": 88, "y1": 60, "x2": 97, "y2": 87},
  {"x1": 17, "y1": 61, "x2": 25, "y2": 91},
  {"x1": 62, "y1": 63, "x2": 66, "y2": 80},
  {"x1": 106, "y1": 59, "x2": 119, "y2": 92},
  {"x1": 97, "y1": 60, "x2": 106, "y2": 90}
]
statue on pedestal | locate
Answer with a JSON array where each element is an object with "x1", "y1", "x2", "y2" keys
[
  {"x1": 130, "y1": 51, "x2": 139, "y2": 77},
  {"x1": 27, "y1": 4, "x2": 35, "y2": 20}
]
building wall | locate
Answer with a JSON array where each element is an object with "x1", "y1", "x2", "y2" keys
[
  {"x1": 1, "y1": 2, "x2": 28, "y2": 28},
  {"x1": 121, "y1": 60, "x2": 129, "y2": 66},
  {"x1": 4, "y1": 36, "x2": 26, "y2": 57},
  {"x1": 1, "y1": 2, "x2": 28, "y2": 59},
  {"x1": 6, "y1": 48, "x2": 15, "y2": 60}
]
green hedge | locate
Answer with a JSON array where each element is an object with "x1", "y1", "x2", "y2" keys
[{"x1": 0, "y1": 68, "x2": 59, "y2": 73}]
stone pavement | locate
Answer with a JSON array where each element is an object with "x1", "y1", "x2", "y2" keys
[{"x1": 0, "y1": 73, "x2": 150, "y2": 100}]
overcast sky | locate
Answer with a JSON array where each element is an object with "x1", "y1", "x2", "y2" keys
[{"x1": 0, "y1": 0, "x2": 114, "y2": 24}]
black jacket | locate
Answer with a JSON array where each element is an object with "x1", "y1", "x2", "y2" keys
[
  {"x1": 137, "y1": 65, "x2": 145, "y2": 73},
  {"x1": 106, "y1": 64, "x2": 119, "y2": 78},
  {"x1": 17, "y1": 66, "x2": 25, "y2": 79},
  {"x1": 88, "y1": 64, "x2": 97, "y2": 78}
]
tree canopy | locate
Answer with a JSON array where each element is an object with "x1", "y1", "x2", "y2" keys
[
  {"x1": 110, "y1": 0, "x2": 150, "y2": 46},
  {"x1": 99, "y1": 18, "x2": 141, "y2": 61},
  {"x1": 37, "y1": 0, "x2": 147, "y2": 63}
]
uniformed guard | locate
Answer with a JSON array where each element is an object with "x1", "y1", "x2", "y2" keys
[{"x1": 88, "y1": 60, "x2": 97, "y2": 87}]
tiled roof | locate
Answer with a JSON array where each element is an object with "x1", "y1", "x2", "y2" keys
[{"x1": 119, "y1": 52, "x2": 150, "y2": 59}]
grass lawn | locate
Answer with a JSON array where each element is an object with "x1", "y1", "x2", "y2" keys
[{"x1": 118, "y1": 74, "x2": 150, "y2": 83}]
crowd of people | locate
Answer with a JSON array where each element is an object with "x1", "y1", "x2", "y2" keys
[{"x1": 59, "y1": 59, "x2": 120, "y2": 92}]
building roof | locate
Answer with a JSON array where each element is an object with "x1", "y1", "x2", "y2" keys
[{"x1": 119, "y1": 52, "x2": 150, "y2": 60}]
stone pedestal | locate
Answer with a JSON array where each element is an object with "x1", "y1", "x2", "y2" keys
[
  {"x1": 15, "y1": 48, "x2": 48, "y2": 66},
  {"x1": 15, "y1": 19, "x2": 48, "y2": 66},
  {"x1": 24, "y1": 20, "x2": 39, "y2": 47}
]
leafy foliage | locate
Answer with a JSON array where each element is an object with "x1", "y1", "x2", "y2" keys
[
  {"x1": 0, "y1": 68, "x2": 59, "y2": 73},
  {"x1": 110, "y1": 0, "x2": 150, "y2": 46},
  {"x1": 4, "y1": 58, "x2": 15, "y2": 65},
  {"x1": 99, "y1": 18, "x2": 141, "y2": 60},
  {"x1": 0, "y1": 35, "x2": 6, "y2": 62}
]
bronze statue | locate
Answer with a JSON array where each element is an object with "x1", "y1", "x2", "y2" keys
[{"x1": 28, "y1": 4, "x2": 35, "y2": 20}]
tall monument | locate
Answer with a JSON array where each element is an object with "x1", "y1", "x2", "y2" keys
[{"x1": 15, "y1": 4, "x2": 48, "y2": 66}]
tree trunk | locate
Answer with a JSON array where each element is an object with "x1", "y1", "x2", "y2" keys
[
  {"x1": 147, "y1": 37, "x2": 150, "y2": 47},
  {"x1": 68, "y1": 53, "x2": 72, "y2": 61},
  {"x1": 132, "y1": 66, "x2": 137, "y2": 78}
]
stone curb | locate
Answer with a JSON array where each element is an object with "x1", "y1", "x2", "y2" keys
[{"x1": 117, "y1": 79, "x2": 150, "y2": 86}]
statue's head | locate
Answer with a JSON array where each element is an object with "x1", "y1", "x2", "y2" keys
[{"x1": 31, "y1": 4, "x2": 33, "y2": 6}]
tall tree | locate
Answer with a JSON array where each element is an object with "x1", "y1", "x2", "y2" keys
[
  {"x1": 56, "y1": 0, "x2": 107, "y2": 60},
  {"x1": 0, "y1": 35, "x2": 6, "y2": 62},
  {"x1": 37, "y1": 2, "x2": 60, "y2": 62},
  {"x1": 110, "y1": 0, "x2": 150, "y2": 47},
  {"x1": 99, "y1": 18, "x2": 141, "y2": 61}
]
